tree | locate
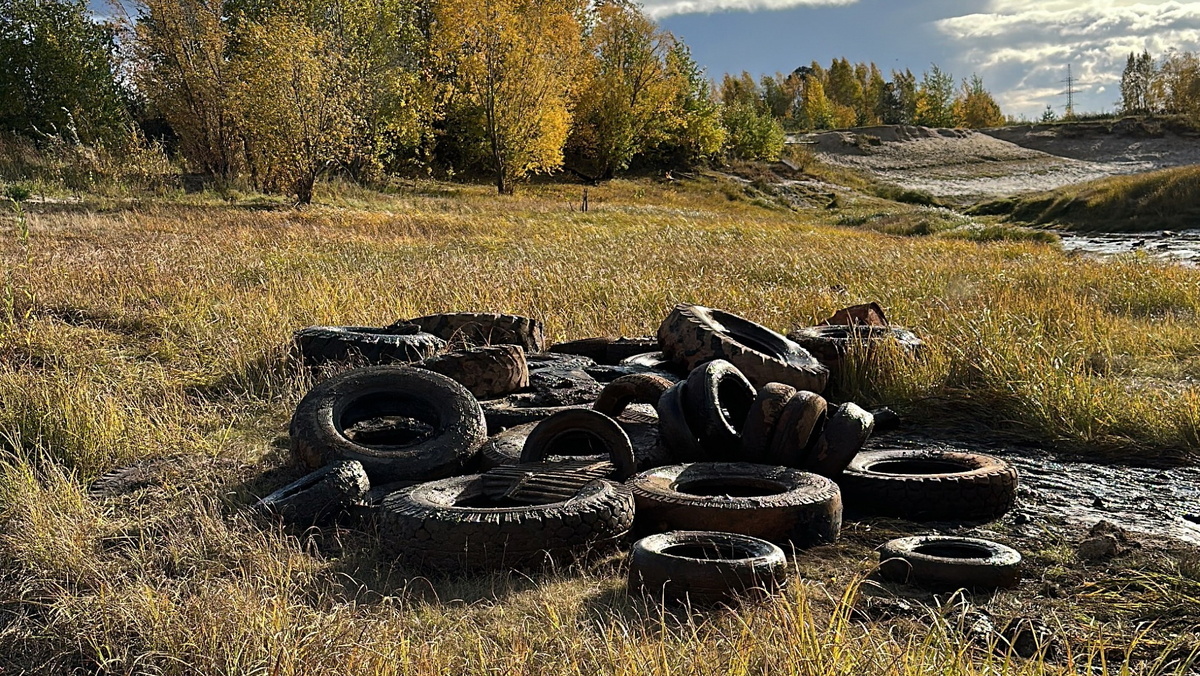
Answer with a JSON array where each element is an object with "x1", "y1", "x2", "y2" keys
[
  {"x1": 135, "y1": 0, "x2": 242, "y2": 178},
  {"x1": 799, "y1": 74, "x2": 835, "y2": 130},
  {"x1": 230, "y1": 14, "x2": 355, "y2": 204},
  {"x1": 952, "y1": 74, "x2": 1004, "y2": 128},
  {"x1": 0, "y1": 0, "x2": 128, "y2": 144},
  {"x1": 722, "y1": 100, "x2": 783, "y2": 160},
  {"x1": 826, "y1": 57, "x2": 862, "y2": 115},
  {"x1": 653, "y1": 41, "x2": 724, "y2": 164},
  {"x1": 1120, "y1": 49, "x2": 1155, "y2": 115},
  {"x1": 568, "y1": 1, "x2": 675, "y2": 178},
  {"x1": 914, "y1": 64, "x2": 955, "y2": 127},
  {"x1": 890, "y1": 68, "x2": 918, "y2": 124},
  {"x1": 432, "y1": 0, "x2": 584, "y2": 194}
]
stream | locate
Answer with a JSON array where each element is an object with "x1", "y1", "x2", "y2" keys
[
  {"x1": 1059, "y1": 230, "x2": 1200, "y2": 266},
  {"x1": 864, "y1": 434, "x2": 1200, "y2": 546}
]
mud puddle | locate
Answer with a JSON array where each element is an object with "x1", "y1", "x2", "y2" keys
[
  {"x1": 864, "y1": 434, "x2": 1200, "y2": 546},
  {"x1": 1061, "y1": 230, "x2": 1200, "y2": 266}
]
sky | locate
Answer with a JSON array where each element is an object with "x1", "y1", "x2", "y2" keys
[{"x1": 652, "y1": 0, "x2": 1200, "y2": 120}]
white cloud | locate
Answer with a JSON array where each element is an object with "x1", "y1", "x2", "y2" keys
[
  {"x1": 933, "y1": 1, "x2": 1200, "y2": 116},
  {"x1": 642, "y1": 0, "x2": 857, "y2": 19}
]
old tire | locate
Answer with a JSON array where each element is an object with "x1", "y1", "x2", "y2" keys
[
  {"x1": 520, "y1": 409, "x2": 637, "y2": 481},
  {"x1": 594, "y1": 373, "x2": 674, "y2": 417},
  {"x1": 479, "y1": 421, "x2": 541, "y2": 470},
  {"x1": 290, "y1": 366, "x2": 487, "y2": 483},
  {"x1": 787, "y1": 325, "x2": 925, "y2": 369},
  {"x1": 657, "y1": 304, "x2": 828, "y2": 393},
  {"x1": 804, "y1": 402, "x2": 874, "y2": 478},
  {"x1": 740, "y1": 384, "x2": 797, "y2": 464},
  {"x1": 877, "y1": 536, "x2": 1022, "y2": 590},
  {"x1": 379, "y1": 476, "x2": 635, "y2": 572},
  {"x1": 294, "y1": 326, "x2": 445, "y2": 368},
  {"x1": 764, "y1": 391, "x2": 827, "y2": 468},
  {"x1": 656, "y1": 381, "x2": 703, "y2": 462},
  {"x1": 254, "y1": 460, "x2": 370, "y2": 526},
  {"x1": 839, "y1": 450, "x2": 1018, "y2": 521},
  {"x1": 416, "y1": 345, "x2": 529, "y2": 399},
  {"x1": 683, "y1": 359, "x2": 756, "y2": 460},
  {"x1": 548, "y1": 337, "x2": 613, "y2": 362},
  {"x1": 627, "y1": 463, "x2": 842, "y2": 546},
  {"x1": 628, "y1": 531, "x2": 788, "y2": 605},
  {"x1": 404, "y1": 312, "x2": 545, "y2": 352}
]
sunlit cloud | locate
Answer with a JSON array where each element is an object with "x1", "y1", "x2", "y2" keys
[{"x1": 642, "y1": 0, "x2": 858, "y2": 19}]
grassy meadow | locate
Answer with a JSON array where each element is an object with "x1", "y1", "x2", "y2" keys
[{"x1": 2, "y1": 174, "x2": 1200, "y2": 673}]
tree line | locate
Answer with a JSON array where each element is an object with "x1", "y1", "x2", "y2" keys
[
  {"x1": 0, "y1": 0, "x2": 1007, "y2": 201},
  {"x1": 1119, "y1": 49, "x2": 1200, "y2": 119}
]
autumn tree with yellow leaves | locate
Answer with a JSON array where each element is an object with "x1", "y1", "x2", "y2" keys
[{"x1": 433, "y1": 0, "x2": 584, "y2": 194}]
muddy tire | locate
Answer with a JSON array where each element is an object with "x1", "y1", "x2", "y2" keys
[
  {"x1": 290, "y1": 366, "x2": 487, "y2": 483},
  {"x1": 656, "y1": 381, "x2": 703, "y2": 462},
  {"x1": 877, "y1": 536, "x2": 1022, "y2": 590},
  {"x1": 520, "y1": 409, "x2": 637, "y2": 481},
  {"x1": 765, "y1": 391, "x2": 827, "y2": 468},
  {"x1": 839, "y1": 450, "x2": 1018, "y2": 522},
  {"x1": 482, "y1": 408, "x2": 664, "y2": 471},
  {"x1": 628, "y1": 531, "x2": 788, "y2": 605},
  {"x1": 294, "y1": 326, "x2": 445, "y2": 368},
  {"x1": 606, "y1": 337, "x2": 659, "y2": 364},
  {"x1": 787, "y1": 325, "x2": 925, "y2": 369},
  {"x1": 594, "y1": 373, "x2": 674, "y2": 417},
  {"x1": 804, "y1": 403, "x2": 874, "y2": 478},
  {"x1": 479, "y1": 421, "x2": 540, "y2": 470},
  {"x1": 657, "y1": 304, "x2": 828, "y2": 393},
  {"x1": 549, "y1": 337, "x2": 613, "y2": 362},
  {"x1": 683, "y1": 359, "x2": 756, "y2": 460},
  {"x1": 416, "y1": 345, "x2": 529, "y2": 399},
  {"x1": 404, "y1": 312, "x2": 545, "y2": 352},
  {"x1": 740, "y1": 384, "x2": 797, "y2": 464},
  {"x1": 254, "y1": 460, "x2": 371, "y2": 526},
  {"x1": 480, "y1": 403, "x2": 590, "y2": 434},
  {"x1": 627, "y1": 463, "x2": 842, "y2": 546},
  {"x1": 378, "y1": 476, "x2": 635, "y2": 572}
]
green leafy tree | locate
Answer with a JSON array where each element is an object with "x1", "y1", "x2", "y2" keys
[
  {"x1": 914, "y1": 64, "x2": 955, "y2": 127},
  {"x1": 653, "y1": 41, "x2": 725, "y2": 164},
  {"x1": 1120, "y1": 49, "x2": 1155, "y2": 115},
  {"x1": 722, "y1": 99, "x2": 783, "y2": 160},
  {"x1": 0, "y1": 0, "x2": 128, "y2": 144}
]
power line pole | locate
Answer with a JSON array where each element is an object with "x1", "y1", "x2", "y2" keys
[{"x1": 1060, "y1": 64, "x2": 1076, "y2": 119}]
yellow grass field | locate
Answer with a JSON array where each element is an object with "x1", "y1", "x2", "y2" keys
[{"x1": 1, "y1": 177, "x2": 1198, "y2": 674}]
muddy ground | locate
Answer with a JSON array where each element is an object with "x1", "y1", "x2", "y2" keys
[{"x1": 796, "y1": 122, "x2": 1200, "y2": 204}]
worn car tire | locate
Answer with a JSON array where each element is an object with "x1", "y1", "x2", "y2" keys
[
  {"x1": 765, "y1": 391, "x2": 827, "y2": 468},
  {"x1": 379, "y1": 476, "x2": 635, "y2": 572},
  {"x1": 628, "y1": 531, "x2": 789, "y2": 605},
  {"x1": 548, "y1": 337, "x2": 613, "y2": 362},
  {"x1": 520, "y1": 409, "x2": 637, "y2": 481},
  {"x1": 254, "y1": 460, "x2": 371, "y2": 526},
  {"x1": 294, "y1": 326, "x2": 445, "y2": 368},
  {"x1": 594, "y1": 373, "x2": 674, "y2": 417},
  {"x1": 740, "y1": 384, "x2": 798, "y2": 464},
  {"x1": 290, "y1": 366, "x2": 487, "y2": 482},
  {"x1": 404, "y1": 312, "x2": 545, "y2": 352},
  {"x1": 657, "y1": 304, "x2": 829, "y2": 393},
  {"x1": 479, "y1": 421, "x2": 541, "y2": 470},
  {"x1": 804, "y1": 402, "x2": 874, "y2": 478},
  {"x1": 416, "y1": 345, "x2": 529, "y2": 399},
  {"x1": 481, "y1": 408, "x2": 664, "y2": 471},
  {"x1": 656, "y1": 381, "x2": 703, "y2": 463},
  {"x1": 787, "y1": 325, "x2": 925, "y2": 370},
  {"x1": 683, "y1": 359, "x2": 756, "y2": 460},
  {"x1": 839, "y1": 449, "x2": 1018, "y2": 521},
  {"x1": 877, "y1": 536, "x2": 1022, "y2": 590},
  {"x1": 627, "y1": 463, "x2": 842, "y2": 546},
  {"x1": 606, "y1": 337, "x2": 660, "y2": 364}
]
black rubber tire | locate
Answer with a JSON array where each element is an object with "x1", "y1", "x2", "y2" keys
[
  {"x1": 290, "y1": 366, "x2": 487, "y2": 483},
  {"x1": 740, "y1": 384, "x2": 797, "y2": 464},
  {"x1": 657, "y1": 304, "x2": 829, "y2": 393},
  {"x1": 594, "y1": 373, "x2": 674, "y2": 417},
  {"x1": 415, "y1": 345, "x2": 529, "y2": 399},
  {"x1": 839, "y1": 449, "x2": 1018, "y2": 522},
  {"x1": 479, "y1": 421, "x2": 540, "y2": 470},
  {"x1": 627, "y1": 462, "x2": 842, "y2": 546},
  {"x1": 787, "y1": 325, "x2": 925, "y2": 369},
  {"x1": 765, "y1": 391, "x2": 827, "y2": 468},
  {"x1": 254, "y1": 460, "x2": 371, "y2": 526},
  {"x1": 628, "y1": 530, "x2": 789, "y2": 605},
  {"x1": 877, "y1": 536, "x2": 1022, "y2": 590},
  {"x1": 548, "y1": 337, "x2": 613, "y2": 362},
  {"x1": 606, "y1": 337, "x2": 660, "y2": 364},
  {"x1": 294, "y1": 326, "x2": 445, "y2": 368},
  {"x1": 804, "y1": 402, "x2": 874, "y2": 478},
  {"x1": 683, "y1": 359, "x2": 756, "y2": 460},
  {"x1": 520, "y1": 409, "x2": 637, "y2": 481},
  {"x1": 656, "y1": 381, "x2": 703, "y2": 462},
  {"x1": 481, "y1": 408, "x2": 664, "y2": 471},
  {"x1": 378, "y1": 476, "x2": 635, "y2": 572},
  {"x1": 404, "y1": 312, "x2": 545, "y2": 352}
]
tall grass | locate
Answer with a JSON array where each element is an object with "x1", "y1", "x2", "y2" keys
[{"x1": 2, "y1": 177, "x2": 1200, "y2": 672}]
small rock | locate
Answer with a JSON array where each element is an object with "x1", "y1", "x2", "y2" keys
[
  {"x1": 999, "y1": 617, "x2": 1061, "y2": 660},
  {"x1": 1091, "y1": 495, "x2": 1106, "y2": 509},
  {"x1": 1077, "y1": 534, "x2": 1120, "y2": 561},
  {"x1": 1089, "y1": 520, "x2": 1129, "y2": 543}
]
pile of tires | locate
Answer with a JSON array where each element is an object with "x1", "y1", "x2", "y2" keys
[{"x1": 244, "y1": 304, "x2": 1020, "y2": 600}]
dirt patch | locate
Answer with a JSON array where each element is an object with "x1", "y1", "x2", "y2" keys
[
  {"x1": 798, "y1": 125, "x2": 1154, "y2": 204},
  {"x1": 983, "y1": 118, "x2": 1200, "y2": 170}
]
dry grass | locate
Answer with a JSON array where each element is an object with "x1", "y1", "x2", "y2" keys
[{"x1": 2, "y1": 176, "x2": 1200, "y2": 673}]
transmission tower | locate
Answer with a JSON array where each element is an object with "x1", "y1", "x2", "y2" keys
[{"x1": 1060, "y1": 64, "x2": 1076, "y2": 119}]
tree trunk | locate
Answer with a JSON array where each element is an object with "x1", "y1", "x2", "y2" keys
[{"x1": 295, "y1": 173, "x2": 315, "y2": 205}]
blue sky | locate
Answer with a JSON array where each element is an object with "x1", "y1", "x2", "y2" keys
[{"x1": 654, "y1": 0, "x2": 1200, "y2": 119}]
